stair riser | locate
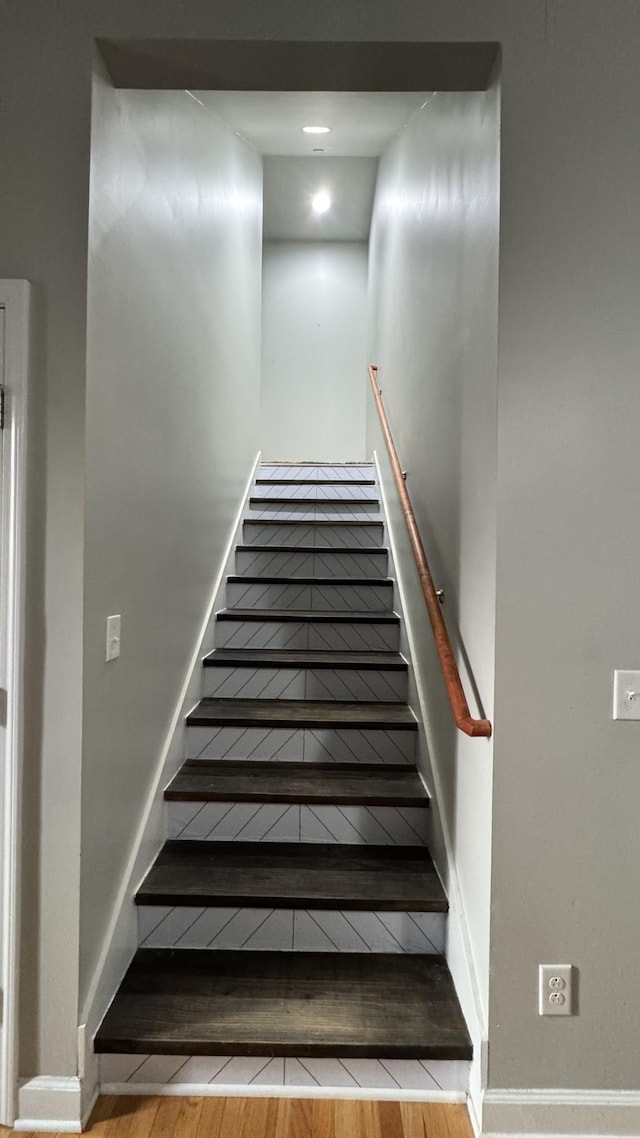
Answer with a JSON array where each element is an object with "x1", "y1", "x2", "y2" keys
[
  {"x1": 202, "y1": 665, "x2": 407, "y2": 703},
  {"x1": 259, "y1": 465, "x2": 375, "y2": 482},
  {"x1": 186, "y1": 726, "x2": 416, "y2": 764},
  {"x1": 138, "y1": 906, "x2": 444, "y2": 954},
  {"x1": 253, "y1": 485, "x2": 379, "y2": 502},
  {"x1": 167, "y1": 802, "x2": 429, "y2": 845},
  {"x1": 226, "y1": 581, "x2": 393, "y2": 612},
  {"x1": 248, "y1": 503, "x2": 381, "y2": 522},
  {"x1": 235, "y1": 549, "x2": 388, "y2": 579},
  {"x1": 243, "y1": 522, "x2": 383, "y2": 548},
  {"x1": 215, "y1": 618, "x2": 399, "y2": 652},
  {"x1": 100, "y1": 1053, "x2": 469, "y2": 1093}
]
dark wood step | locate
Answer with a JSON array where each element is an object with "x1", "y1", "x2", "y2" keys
[
  {"x1": 227, "y1": 575, "x2": 393, "y2": 588},
  {"x1": 203, "y1": 649, "x2": 407, "y2": 671},
  {"x1": 250, "y1": 497, "x2": 379, "y2": 506},
  {"x1": 256, "y1": 478, "x2": 376, "y2": 486},
  {"x1": 166, "y1": 760, "x2": 428, "y2": 807},
  {"x1": 216, "y1": 609, "x2": 399, "y2": 624},
  {"x1": 136, "y1": 841, "x2": 445, "y2": 911},
  {"x1": 94, "y1": 949, "x2": 472, "y2": 1059},
  {"x1": 244, "y1": 519, "x2": 384, "y2": 528},
  {"x1": 186, "y1": 698, "x2": 417, "y2": 730},
  {"x1": 236, "y1": 544, "x2": 388, "y2": 556}
]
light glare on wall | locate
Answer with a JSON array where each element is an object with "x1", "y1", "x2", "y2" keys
[
  {"x1": 302, "y1": 126, "x2": 331, "y2": 134},
  {"x1": 312, "y1": 190, "x2": 332, "y2": 214}
]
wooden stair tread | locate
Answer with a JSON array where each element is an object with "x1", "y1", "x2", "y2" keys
[
  {"x1": 244, "y1": 519, "x2": 383, "y2": 528},
  {"x1": 94, "y1": 949, "x2": 471, "y2": 1059},
  {"x1": 186, "y1": 698, "x2": 417, "y2": 729},
  {"x1": 216, "y1": 608, "x2": 399, "y2": 623},
  {"x1": 227, "y1": 575, "x2": 392, "y2": 587},
  {"x1": 256, "y1": 478, "x2": 376, "y2": 486},
  {"x1": 166, "y1": 759, "x2": 428, "y2": 806},
  {"x1": 203, "y1": 649, "x2": 407, "y2": 670},
  {"x1": 137, "y1": 841, "x2": 444, "y2": 910},
  {"x1": 236, "y1": 544, "x2": 387, "y2": 555}
]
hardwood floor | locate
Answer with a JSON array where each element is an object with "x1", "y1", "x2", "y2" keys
[{"x1": 1, "y1": 1095, "x2": 475, "y2": 1137}]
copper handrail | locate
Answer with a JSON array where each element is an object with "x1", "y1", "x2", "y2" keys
[{"x1": 368, "y1": 365, "x2": 492, "y2": 739}]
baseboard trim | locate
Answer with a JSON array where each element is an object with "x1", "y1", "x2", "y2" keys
[
  {"x1": 15, "y1": 1076, "x2": 85, "y2": 1132},
  {"x1": 482, "y1": 1088, "x2": 640, "y2": 1136},
  {"x1": 100, "y1": 1082, "x2": 467, "y2": 1103},
  {"x1": 78, "y1": 452, "x2": 261, "y2": 1079}
]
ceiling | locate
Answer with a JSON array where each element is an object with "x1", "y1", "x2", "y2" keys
[
  {"x1": 193, "y1": 91, "x2": 432, "y2": 157},
  {"x1": 263, "y1": 156, "x2": 378, "y2": 241},
  {"x1": 192, "y1": 91, "x2": 432, "y2": 242}
]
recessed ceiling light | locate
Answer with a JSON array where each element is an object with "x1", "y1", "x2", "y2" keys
[
  {"x1": 303, "y1": 126, "x2": 331, "y2": 135},
  {"x1": 312, "y1": 190, "x2": 331, "y2": 214}
]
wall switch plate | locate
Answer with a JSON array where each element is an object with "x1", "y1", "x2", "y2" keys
[
  {"x1": 106, "y1": 614, "x2": 121, "y2": 662},
  {"x1": 613, "y1": 670, "x2": 640, "y2": 719},
  {"x1": 539, "y1": 964, "x2": 573, "y2": 1015}
]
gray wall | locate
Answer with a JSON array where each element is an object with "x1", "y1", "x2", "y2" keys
[
  {"x1": 81, "y1": 77, "x2": 263, "y2": 1007},
  {"x1": 367, "y1": 86, "x2": 499, "y2": 1023},
  {"x1": 261, "y1": 242, "x2": 367, "y2": 460},
  {"x1": 2, "y1": 0, "x2": 640, "y2": 1101}
]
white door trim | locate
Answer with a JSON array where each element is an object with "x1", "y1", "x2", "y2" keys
[{"x1": 0, "y1": 280, "x2": 30, "y2": 1127}]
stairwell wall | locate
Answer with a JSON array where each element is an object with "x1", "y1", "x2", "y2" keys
[
  {"x1": 81, "y1": 73, "x2": 263, "y2": 1009},
  {"x1": 366, "y1": 85, "x2": 500, "y2": 1030},
  {"x1": 261, "y1": 242, "x2": 368, "y2": 460}
]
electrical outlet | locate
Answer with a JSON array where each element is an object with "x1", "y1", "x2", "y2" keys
[
  {"x1": 613, "y1": 670, "x2": 640, "y2": 719},
  {"x1": 539, "y1": 964, "x2": 573, "y2": 1016},
  {"x1": 106, "y1": 614, "x2": 121, "y2": 662}
]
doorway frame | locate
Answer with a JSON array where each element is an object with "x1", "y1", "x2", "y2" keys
[{"x1": 0, "y1": 280, "x2": 30, "y2": 1126}]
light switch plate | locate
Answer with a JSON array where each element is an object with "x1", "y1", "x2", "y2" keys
[
  {"x1": 613, "y1": 670, "x2": 640, "y2": 720},
  {"x1": 106, "y1": 614, "x2": 121, "y2": 662}
]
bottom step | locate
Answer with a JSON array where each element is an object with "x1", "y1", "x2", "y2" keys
[{"x1": 95, "y1": 949, "x2": 472, "y2": 1060}]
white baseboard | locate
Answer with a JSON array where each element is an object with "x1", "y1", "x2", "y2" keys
[
  {"x1": 77, "y1": 452, "x2": 261, "y2": 1091},
  {"x1": 482, "y1": 1088, "x2": 640, "y2": 1137},
  {"x1": 100, "y1": 1081, "x2": 466, "y2": 1103},
  {"x1": 15, "y1": 1076, "x2": 87, "y2": 1132}
]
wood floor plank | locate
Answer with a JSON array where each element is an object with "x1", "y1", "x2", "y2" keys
[
  {"x1": 165, "y1": 760, "x2": 428, "y2": 808},
  {"x1": 137, "y1": 841, "x2": 445, "y2": 911},
  {"x1": 95, "y1": 950, "x2": 472, "y2": 1058},
  {"x1": 186, "y1": 698, "x2": 415, "y2": 730},
  {"x1": 85, "y1": 1094, "x2": 131, "y2": 1134},
  {"x1": 216, "y1": 609, "x2": 399, "y2": 625},
  {"x1": 203, "y1": 650, "x2": 406, "y2": 671},
  {"x1": 17, "y1": 1099, "x2": 474, "y2": 1138}
]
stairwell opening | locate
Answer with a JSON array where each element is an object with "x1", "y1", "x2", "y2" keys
[{"x1": 82, "y1": 41, "x2": 500, "y2": 1107}]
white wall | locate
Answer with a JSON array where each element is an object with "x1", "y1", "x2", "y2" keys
[
  {"x1": 81, "y1": 76, "x2": 263, "y2": 1007},
  {"x1": 368, "y1": 87, "x2": 499, "y2": 1030},
  {"x1": 261, "y1": 242, "x2": 367, "y2": 460}
]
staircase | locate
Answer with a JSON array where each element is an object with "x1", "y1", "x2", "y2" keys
[{"x1": 95, "y1": 463, "x2": 471, "y2": 1093}]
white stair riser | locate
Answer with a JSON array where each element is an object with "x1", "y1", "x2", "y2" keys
[
  {"x1": 235, "y1": 549, "x2": 388, "y2": 579},
  {"x1": 243, "y1": 522, "x2": 383, "y2": 548},
  {"x1": 138, "y1": 905, "x2": 444, "y2": 954},
  {"x1": 186, "y1": 726, "x2": 416, "y2": 764},
  {"x1": 167, "y1": 802, "x2": 429, "y2": 845},
  {"x1": 226, "y1": 581, "x2": 393, "y2": 612},
  {"x1": 254, "y1": 484, "x2": 378, "y2": 502},
  {"x1": 215, "y1": 618, "x2": 399, "y2": 652},
  {"x1": 99, "y1": 1053, "x2": 469, "y2": 1094},
  {"x1": 259, "y1": 464, "x2": 375, "y2": 482},
  {"x1": 202, "y1": 665, "x2": 407, "y2": 702},
  {"x1": 248, "y1": 503, "x2": 381, "y2": 522}
]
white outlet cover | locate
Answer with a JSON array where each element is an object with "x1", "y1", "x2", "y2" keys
[
  {"x1": 539, "y1": 963, "x2": 572, "y2": 1016},
  {"x1": 613, "y1": 670, "x2": 640, "y2": 720}
]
